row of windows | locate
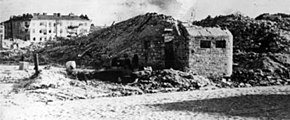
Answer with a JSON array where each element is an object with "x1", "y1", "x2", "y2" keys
[
  {"x1": 200, "y1": 40, "x2": 226, "y2": 48},
  {"x1": 32, "y1": 29, "x2": 63, "y2": 34},
  {"x1": 32, "y1": 36, "x2": 54, "y2": 41},
  {"x1": 32, "y1": 22, "x2": 88, "y2": 27}
]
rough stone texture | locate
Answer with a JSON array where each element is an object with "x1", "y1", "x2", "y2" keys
[
  {"x1": 164, "y1": 26, "x2": 233, "y2": 77},
  {"x1": 188, "y1": 29, "x2": 233, "y2": 77}
]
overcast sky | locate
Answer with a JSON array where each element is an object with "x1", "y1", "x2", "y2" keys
[{"x1": 1, "y1": 0, "x2": 290, "y2": 25}]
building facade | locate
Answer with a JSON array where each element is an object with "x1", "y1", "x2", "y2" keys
[
  {"x1": 164, "y1": 25, "x2": 233, "y2": 77},
  {"x1": 0, "y1": 24, "x2": 4, "y2": 49},
  {"x1": 2, "y1": 13, "x2": 91, "y2": 42}
]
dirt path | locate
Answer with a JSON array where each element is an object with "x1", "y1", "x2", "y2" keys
[{"x1": 1, "y1": 85, "x2": 290, "y2": 120}]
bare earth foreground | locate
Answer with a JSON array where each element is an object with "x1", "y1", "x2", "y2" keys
[{"x1": 1, "y1": 65, "x2": 290, "y2": 120}]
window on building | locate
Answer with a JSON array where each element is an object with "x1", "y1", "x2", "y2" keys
[
  {"x1": 33, "y1": 37, "x2": 36, "y2": 41},
  {"x1": 43, "y1": 29, "x2": 47, "y2": 35},
  {"x1": 144, "y1": 41, "x2": 150, "y2": 49},
  {"x1": 40, "y1": 30, "x2": 42, "y2": 33},
  {"x1": 216, "y1": 40, "x2": 226, "y2": 48},
  {"x1": 200, "y1": 40, "x2": 211, "y2": 48},
  {"x1": 49, "y1": 30, "x2": 51, "y2": 33},
  {"x1": 60, "y1": 29, "x2": 63, "y2": 33},
  {"x1": 40, "y1": 37, "x2": 42, "y2": 41}
]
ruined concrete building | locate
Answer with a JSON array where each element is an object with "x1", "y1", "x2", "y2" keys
[
  {"x1": 105, "y1": 14, "x2": 233, "y2": 77},
  {"x1": 53, "y1": 13, "x2": 233, "y2": 77},
  {"x1": 133, "y1": 24, "x2": 233, "y2": 77},
  {"x1": 164, "y1": 25, "x2": 233, "y2": 77}
]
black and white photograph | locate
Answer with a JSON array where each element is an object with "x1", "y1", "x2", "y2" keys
[{"x1": 0, "y1": 0, "x2": 290, "y2": 119}]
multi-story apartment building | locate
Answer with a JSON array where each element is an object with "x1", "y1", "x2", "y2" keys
[
  {"x1": 0, "y1": 24, "x2": 4, "y2": 49},
  {"x1": 2, "y1": 13, "x2": 91, "y2": 42}
]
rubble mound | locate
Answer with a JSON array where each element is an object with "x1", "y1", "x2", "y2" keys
[
  {"x1": 40, "y1": 13, "x2": 177, "y2": 68},
  {"x1": 193, "y1": 13, "x2": 290, "y2": 86},
  {"x1": 255, "y1": 13, "x2": 290, "y2": 31},
  {"x1": 193, "y1": 14, "x2": 290, "y2": 53},
  {"x1": 130, "y1": 69, "x2": 213, "y2": 93},
  {"x1": 232, "y1": 53, "x2": 290, "y2": 87}
]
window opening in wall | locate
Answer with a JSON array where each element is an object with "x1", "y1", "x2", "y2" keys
[
  {"x1": 39, "y1": 30, "x2": 42, "y2": 33},
  {"x1": 144, "y1": 41, "x2": 150, "y2": 49},
  {"x1": 40, "y1": 37, "x2": 42, "y2": 41},
  {"x1": 216, "y1": 40, "x2": 226, "y2": 48},
  {"x1": 200, "y1": 40, "x2": 211, "y2": 48},
  {"x1": 33, "y1": 37, "x2": 36, "y2": 41}
]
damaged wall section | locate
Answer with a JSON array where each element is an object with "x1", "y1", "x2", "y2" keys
[
  {"x1": 186, "y1": 26, "x2": 233, "y2": 77},
  {"x1": 164, "y1": 25, "x2": 233, "y2": 77}
]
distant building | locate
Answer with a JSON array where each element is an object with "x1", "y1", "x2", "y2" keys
[
  {"x1": 0, "y1": 23, "x2": 4, "y2": 49},
  {"x1": 2, "y1": 13, "x2": 91, "y2": 42}
]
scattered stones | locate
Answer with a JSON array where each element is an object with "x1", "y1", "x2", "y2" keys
[{"x1": 129, "y1": 69, "x2": 213, "y2": 93}]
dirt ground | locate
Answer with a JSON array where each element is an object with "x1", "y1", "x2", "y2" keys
[{"x1": 1, "y1": 65, "x2": 290, "y2": 120}]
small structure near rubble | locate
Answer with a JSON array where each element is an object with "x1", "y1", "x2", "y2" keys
[
  {"x1": 163, "y1": 25, "x2": 233, "y2": 77},
  {"x1": 43, "y1": 13, "x2": 233, "y2": 78},
  {"x1": 105, "y1": 14, "x2": 233, "y2": 77}
]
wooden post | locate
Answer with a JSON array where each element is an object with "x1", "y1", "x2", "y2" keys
[{"x1": 34, "y1": 53, "x2": 39, "y2": 74}]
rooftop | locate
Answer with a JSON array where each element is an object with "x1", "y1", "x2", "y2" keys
[
  {"x1": 186, "y1": 26, "x2": 231, "y2": 37},
  {"x1": 6, "y1": 13, "x2": 90, "y2": 22}
]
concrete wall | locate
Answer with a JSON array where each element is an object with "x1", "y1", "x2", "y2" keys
[
  {"x1": 172, "y1": 36, "x2": 190, "y2": 71},
  {"x1": 0, "y1": 25, "x2": 4, "y2": 49},
  {"x1": 188, "y1": 34, "x2": 233, "y2": 77},
  {"x1": 118, "y1": 36, "x2": 165, "y2": 69}
]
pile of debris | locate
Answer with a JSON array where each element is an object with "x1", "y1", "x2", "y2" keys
[
  {"x1": 193, "y1": 13, "x2": 290, "y2": 86},
  {"x1": 129, "y1": 69, "x2": 213, "y2": 93},
  {"x1": 11, "y1": 68, "x2": 144, "y2": 100},
  {"x1": 231, "y1": 53, "x2": 290, "y2": 87},
  {"x1": 193, "y1": 13, "x2": 290, "y2": 53},
  {"x1": 40, "y1": 13, "x2": 177, "y2": 68},
  {"x1": 65, "y1": 67, "x2": 213, "y2": 94},
  {"x1": 0, "y1": 43, "x2": 45, "y2": 65}
]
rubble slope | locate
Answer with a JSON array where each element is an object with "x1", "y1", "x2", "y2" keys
[{"x1": 41, "y1": 13, "x2": 178, "y2": 68}]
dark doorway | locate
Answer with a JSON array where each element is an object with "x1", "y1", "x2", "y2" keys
[{"x1": 165, "y1": 41, "x2": 174, "y2": 68}]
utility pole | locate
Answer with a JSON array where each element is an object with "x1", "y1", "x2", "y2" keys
[{"x1": 34, "y1": 53, "x2": 40, "y2": 74}]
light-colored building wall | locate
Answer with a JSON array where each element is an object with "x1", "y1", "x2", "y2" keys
[
  {"x1": 3, "y1": 13, "x2": 91, "y2": 43},
  {"x1": 0, "y1": 24, "x2": 4, "y2": 49},
  {"x1": 29, "y1": 20, "x2": 90, "y2": 42}
]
